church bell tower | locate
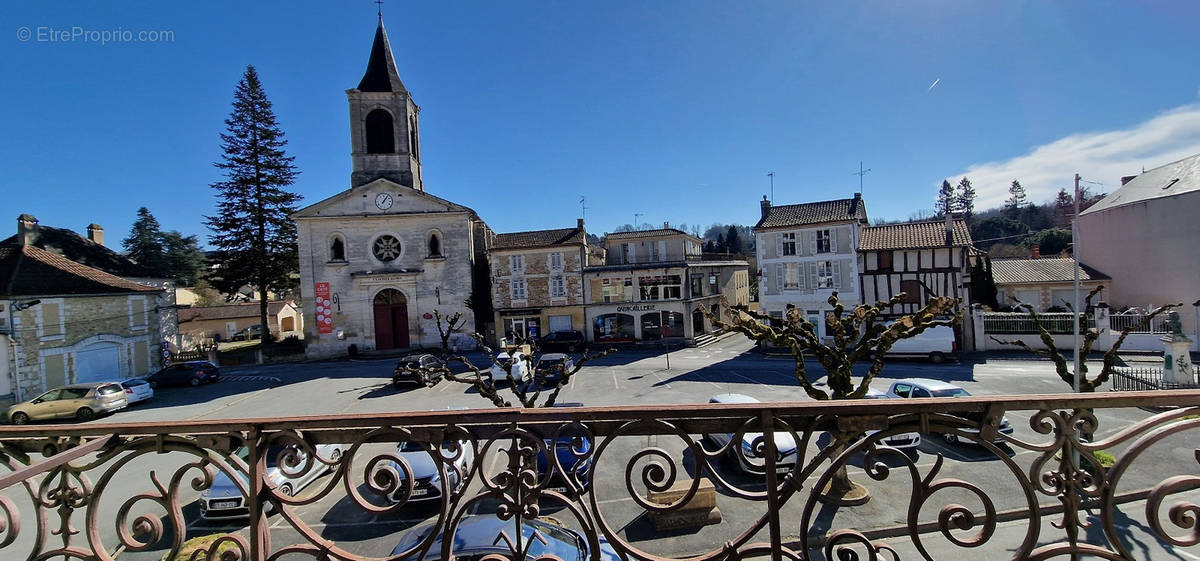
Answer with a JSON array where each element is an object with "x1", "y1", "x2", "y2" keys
[{"x1": 347, "y1": 15, "x2": 423, "y2": 191}]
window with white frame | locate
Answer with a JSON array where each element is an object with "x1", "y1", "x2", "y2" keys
[
  {"x1": 781, "y1": 232, "x2": 797, "y2": 255},
  {"x1": 549, "y1": 252, "x2": 564, "y2": 271},
  {"x1": 816, "y1": 229, "x2": 833, "y2": 253},
  {"x1": 511, "y1": 278, "x2": 527, "y2": 300},
  {"x1": 550, "y1": 274, "x2": 566, "y2": 298},
  {"x1": 784, "y1": 263, "x2": 800, "y2": 290},
  {"x1": 510, "y1": 254, "x2": 525, "y2": 275},
  {"x1": 817, "y1": 261, "x2": 835, "y2": 288}
]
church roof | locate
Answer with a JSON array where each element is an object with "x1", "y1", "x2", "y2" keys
[
  {"x1": 492, "y1": 227, "x2": 585, "y2": 250},
  {"x1": 356, "y1": 16, "x2": 407, "y2": 93},
  {"x1": 290, "y1": 178, "x2": 477, "y2": 219},
  {"x1": 0, "y1": 244, "x2": 160, "y2": 297}
]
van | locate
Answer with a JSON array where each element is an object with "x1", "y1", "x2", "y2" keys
[{"x1": 878, "y1": 325, "x2": 956, "y2": 363}]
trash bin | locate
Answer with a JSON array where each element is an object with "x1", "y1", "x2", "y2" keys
[{"x1": 348, "y1": 344, "x2": 358, "y2": 359}]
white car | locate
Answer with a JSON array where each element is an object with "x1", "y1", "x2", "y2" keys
[
  {"x1": 199, "y1": 443, "x2": 344, "y2": 520},
  {"x1": 705, "y1": 394, "x2": 797, "y2": 474},
  {"x1": 488, "y1": 351, "x2": 530, "y2": 385},
  {"x1": 120, "y1": 378, "x2": 155, "y2": 405},
  {"x1": 885, "y1": 378, "x2": 1014, "y2": 445},
  {"x1": 877, "y1": 325, "x2": 956, "y2": 363},
  {"x1": 860, "y1": 388, "x2": 921, "y2": 451}
]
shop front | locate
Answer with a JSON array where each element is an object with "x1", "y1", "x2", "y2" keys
[{"x1": 587, "y1": 303, "x2": 691, "y2": 343}]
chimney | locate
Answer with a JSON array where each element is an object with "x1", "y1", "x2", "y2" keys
[
  {"x1": 849, "y1": 192, "x2": 862, "y2": 216},
  {"x1": 663, "y1": 221, "x2": 670, "y2": 229},
  {"x1": 17, "y1": 214, "x2": 38, "y2": 246},
  {"x1": 87, "y1": 223, "x2": 104, "y2": 246},
  {"x1": 760, "y1": 195, "x2": 771, "y2": 220},
  {"x1": 1032, "y1": 245, "x2": 1041, "y2": 259},
  {"x1": 577, "y1": 218, "x2": 584, "y2": 230},
  {"x1": 944, "y1": 210, "x2": 954, "y2": 246},
  {"x1": 1120, "y1": 175, "x2": 1137, "y2": 186}
]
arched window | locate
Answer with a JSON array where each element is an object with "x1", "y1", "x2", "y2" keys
[
  {"x1": 409, "y1": 114, "x2": 419, "y2": 159},
  {"x1": 365, "y1": 109, "x2": 395, "y2": 154},
  {"x1": 330, "y1": 236, "x2": 345, "y2": 261},
  {"x1": 428, "y1": 233, "x2": 441, "y2": 257}
]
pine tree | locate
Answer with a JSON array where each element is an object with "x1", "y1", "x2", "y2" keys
[
  {"x1": 123, "y1": 207, "x2": 168, "y2": 276},
  {"x1": 162, "y1": 231, "x2": 208, "y2": 286},
  {"x1": 725, "y1": 225, "x2": 741, "y2": 254},
  {"x1": 955, "y1": 177, "x2": 976, "y2": 221},
  {"x1": 1005, "y1": 179, "x2": 1028, "y2": 216},
  {"x1": 205, "y1": 66, "x2": 302, "y2": 342},
  {"x1": 1052, "y1": 188, "x2": 1074, "y2": 229},
  {"x1": 936, "y1": 180, "x2": 957, "y2": 217}
]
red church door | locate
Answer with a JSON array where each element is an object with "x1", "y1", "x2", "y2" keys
[{"x1": 373, "y1": 289, "x2": 409, "y2": 350}]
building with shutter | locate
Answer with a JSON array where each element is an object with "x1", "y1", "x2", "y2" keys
[
  {"x1": 857, "y1": 215, "x2": 974, "y2": 348},
  {"x1": 585, "y1": 228, "x2": 748, "y2": 344},
  {"x1": 1, "y1": 224, "x2": 162, "y2": 411},
  {"x1": 754, "y1": 195, "x2": 867, "y2": 338},
  {"x1": 489, "y1": 220, "x2": 591, "y2": 343},
  {"x1": 990, "y1": 256, "x2": 1109, "y2": 312}
]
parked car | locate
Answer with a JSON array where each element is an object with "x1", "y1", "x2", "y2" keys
[
  {"x1": 119, "y1": 378, "x2": 155, "y2": 405},
  {"x1": 145, "y1": 361, "x2": 220, "y2": 388},
  {"x1": 199, "y1": 443, "x2": 344, "y2": 520},
  {"x1": 704, "y1": 394, "x2": 798, "y2": 474},
  {"x1": 537, "y1": 402, "x2": 593, "y2": 492},
  {"x1": 539, "y1": 330, "x2": 585, "y2": 352},
  {"x1": 377, "y1": 436, "x2": 474, "y2": 504},
  {"x1": 8, "y1": 382, "x2": 128, "y2": 424},
  {"x1": 390, "y1": 514, "x2": 620, "y2": 561},
  {"x1": 885, "y1": 378, "x2": 1014, "y2": 444},
  {"x1": 874, "y1": 325, "x2": 956, "y2": 363},
  {"x1": 858, "y1": 388, "x2": 921, "y2": 451},
  {"x1": 534, "y1": 353, "x2": 576, "y2": 386},
  {"x1": 488, "y1": 351, "x2": 530, "y2": 385},
  {"x1": 231, "y1": 324, "x2": 264, "y2": 341},
  {"x1": 392, "y1": 354, "x2": 444, "y2": 388}
]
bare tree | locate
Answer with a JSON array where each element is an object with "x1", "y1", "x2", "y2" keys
[
  {"x1": 431, "y1": 309, "x2": 467, "y2": 355},
  {"x1": 708, "y1": 292, "x2": 960, "y2": 502}
]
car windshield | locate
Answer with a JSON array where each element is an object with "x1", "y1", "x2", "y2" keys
[
  {"x1": 121, "y1": 380, "x2": 146, "y2": 388},
  {"x1": 931, "y1": 388, "x2": 971, "y2": 398}
]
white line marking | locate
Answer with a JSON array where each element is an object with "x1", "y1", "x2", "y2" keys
[{"x1": 610, "y1": 370, "x2": 620, "y2": 390}]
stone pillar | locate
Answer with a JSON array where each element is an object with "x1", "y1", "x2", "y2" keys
[
  {"x1": 971, "y1": 304, "x2": 987, "y2": 351},
  {"x1": 1162, "y1": 311, "x2": 1195, "y2": 386}
]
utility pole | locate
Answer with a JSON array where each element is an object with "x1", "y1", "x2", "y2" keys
[
  {"x1": 579, "y1": 196, "x2": 587, "y2": 221},
  {"x1": 767, "y1": 171, "x2": 775, "y2": 201},
  {"x1": 853, "y1": 161, "x2": 871, "y2": 194},
  {"x1": 1072, "y1": 173, "x2": 1082, "y2": 393}
]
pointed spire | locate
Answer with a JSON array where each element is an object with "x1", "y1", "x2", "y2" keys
[{"x1": 356, "y1": 15, "x2": 407, "y2": 93}]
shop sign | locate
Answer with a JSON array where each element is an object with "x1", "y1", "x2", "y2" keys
[{"x1": 616, "y1": 304, "x2": 657, "y2": 312}]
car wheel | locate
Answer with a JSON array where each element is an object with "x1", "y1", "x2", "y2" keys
[
  {"x1": 190, "y1": 377, "x2": 201, "y2": 386},
  {"x1": 929, "y1": 352, "x2": 946, "y2": 364},
  {"x1": 147, "y1": 380, "x2": 158, "y2": 389},
  {"x1": 11, "y1": 412, "x2": 29, "y2": 425},
  {"x1": 75, "y1": 408, "x2": 96, "y2": 422},
  {"x1": 942, "y1": 432, "x2": 958, "y2": 445},
  {"x1": 328, "y1": 448, "x2": 343, "y2": 463}
]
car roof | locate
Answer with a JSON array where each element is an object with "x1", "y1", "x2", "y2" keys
[
  {"x1": 708, "y1": 393, "x2": 760, "y2": 404},
  {"x1": 59, "y1": 383, "x2": 112, "y2": 389},
  {"x1": 864, "y1": 387, "x2": 887, "y2": 398},
  {"x1": 893, "y1": 378, "x2": 963, "y2": 391},
  {"x1": 539, "y1": 353, "x2": 568, "y2": 360}
]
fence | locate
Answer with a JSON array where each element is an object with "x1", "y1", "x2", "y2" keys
[
  {"x1": 981, "y1": 311, "x2": 1093, "y2": 335},
  {"x1": 1110, "y1": 367, "x2": 1199, "y2": 391},
  {"x1": 1109, "y1": 313, "x2": 1170, "y2": 334},
  {"x1": 1, "y1": 391, "x2": 1198, "y2": 561}
]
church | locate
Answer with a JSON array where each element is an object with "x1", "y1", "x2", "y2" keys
[{"x1": 293, "y1": 16, "x2": 492, "y2": 358}]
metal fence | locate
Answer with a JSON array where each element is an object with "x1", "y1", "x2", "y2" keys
[
  {"x1": 1109, "y1": 313, "x2": 1169, "y2": 334},
  {"x1": 1110, "y1": 367, "x2": 1198, "y2": 391},
  {"x1": 1, "y1": 391, "x2": 1198, "y2": 561},
  {"x1": 982, "y1": 311, "x2": 1093, "y2": 334}
]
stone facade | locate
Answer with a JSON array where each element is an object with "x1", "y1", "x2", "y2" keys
[
  {"x1": 490, "y1": 230, "x2": 589, "y2": 343},
  {"x1": 1, "y1": 294, "x2": 162, "y2": 410}
]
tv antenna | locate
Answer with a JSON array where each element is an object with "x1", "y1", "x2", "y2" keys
[
  {"x1": 634, "y1": 213, "x2": 643, "y2": 229},
  {"x1": 767, "y1": 171, "x2": 775, "y2": 201},
  {"x1": 853, "y1": 161, "x2": 871, "y2": 193},
  {"x1": 579, "y1": 196, "x2": 588, "y2": 220}
]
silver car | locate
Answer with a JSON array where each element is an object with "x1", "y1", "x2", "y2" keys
[
  {"x1": 199, "y1": 443, "x2": 344, "y2": 520},
  {"x1": 376, "y1": 438, "x2": 475, "y2": 504},
  {"x1": 860, "y1": 388, "x2": 921, "y2": 451},
  {"x1": 705, "y1": 393, "x2": 798, "y2": 474}
]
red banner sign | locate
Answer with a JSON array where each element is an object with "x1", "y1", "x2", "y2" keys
[{"x1": 314, "y1": 282, "x2": 333, "y2": 334}]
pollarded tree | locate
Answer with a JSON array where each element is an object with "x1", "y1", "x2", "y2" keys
[
  {"x1": 991, "y1": 286, "x2": 1178, "y2": 392},
  {"x1": 431, "y1": 309, "x2": 467, "y2": 355},
  {"x1": 205, "y1": 65, "x2": 302, "y2": 342},
  {"x1": 708, "y1": 292, "x2": 960, "y2": 502}
]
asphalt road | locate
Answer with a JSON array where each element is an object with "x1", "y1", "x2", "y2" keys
[{"x1": 5, "y1": 337, "x2": 1198, "y2": 560}]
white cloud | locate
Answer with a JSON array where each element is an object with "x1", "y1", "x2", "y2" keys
[{"x1": 946, "y1": 104, "x2": 1200, "y2": 209}]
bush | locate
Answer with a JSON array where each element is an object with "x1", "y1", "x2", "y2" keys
[{"x1": 161, "y1": 534, "x2": 243, "y2": 561}]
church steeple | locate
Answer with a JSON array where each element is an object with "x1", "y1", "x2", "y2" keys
[
  {"x1": 357, "y1": 15, "x2": 407, "y2": 93},
  {"x1": 347, "y1": 15, "x2": 423, "y2": 190}
]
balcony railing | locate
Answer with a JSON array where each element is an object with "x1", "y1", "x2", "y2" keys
[{"x1": 0, "y1": 390, "x2": 1198, "y2": 560}]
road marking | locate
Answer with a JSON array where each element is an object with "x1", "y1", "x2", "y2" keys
[
  {"x1": 187, "y1": 387, "x2": 272, "y2": 420},
  {"x1": 610, "y1": 370, "x2": 620, "y2": 390},
  {"x1": 648, "y1": 370, "x2": 671, "y2": 390},
  {"x1": 220, "y1": 375, "x2": 281, "y2": 384}
]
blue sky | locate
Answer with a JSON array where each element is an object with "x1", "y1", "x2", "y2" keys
[{"x1": 3, "y1": 1, "x2": 1200, "y2": 246}]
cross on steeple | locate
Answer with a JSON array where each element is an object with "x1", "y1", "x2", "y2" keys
[{"x1": 375, "y1": 0, "x2": 383, "y2": 16}]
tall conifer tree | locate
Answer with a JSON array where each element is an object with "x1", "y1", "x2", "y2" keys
[
  {"x1": 205, "y1": 66, "x2": 302, "y2": 341},
  {"x1": 936, "y1": 180, "x2": 956, "y2": 217},
  {"x1": 123, "y1": 207, "x2": 167, "y2": 275},
  {"x1": 955, "y1": 177, "x2": 976, "y2": 221}
]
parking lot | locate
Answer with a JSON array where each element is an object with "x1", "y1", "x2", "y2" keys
[{"x1": 7, "y1": 337, "x2": 1198, "y2": 560}]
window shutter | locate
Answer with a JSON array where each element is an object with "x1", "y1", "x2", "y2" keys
[
  {"x1": 840, "y1": 260, "x2": 852, "y2": 290},
  {"x1": 832, "y1": 260, "x2": 842, "y2": 288},
  {"x1": 807, "y1": 262, "x2": 818, "y2": 288},
  {"x1": 774, "y1": 264, "x2": 783, "y2": 294},
  {"x1": 775, "y1": 234, "x2": 782, "y2": 257},
  {"x1": 796, "y1": 262, "x2": 806, "y2": 289},
  {"x1": 830, "y1": 228, "x2": 838, "y2": 253},
  {"x1": 809, "y1": 231, "x2": 818, "y2": 255}
]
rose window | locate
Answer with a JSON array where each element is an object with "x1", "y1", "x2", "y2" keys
[{"x1": 372, "y1": 235, "x2": 402, "y2": 262}]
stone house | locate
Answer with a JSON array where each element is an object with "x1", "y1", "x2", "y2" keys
[
  {"x1": 489, "y1": 220, "x2": 590, "y2": 343},
  {"x1": 292, "y1": 16, "x2": 491, "y2": 358},
  {"x1": 754, "y1": 195, "x2": 867, "y2": 337},
  {"x1": 990, "y1": 256, "x2": 1109, "y2": 312},
  {"x1": 585, "y1": 229, "x2": 749, "y2": 344},
  {"x1": 178, "y1": 301, "x2": 304, "y2": 345},
  {"x1": 1, "y1": 240, "x2": 162, "y2": 411}
]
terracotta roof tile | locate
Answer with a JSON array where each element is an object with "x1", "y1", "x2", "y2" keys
[
  {"x1": 604, "y1": 228, "x2": 697, "y2": 241},
  {"x1": 0, "y1": 244, "x2": 160, "y2": 296},
  {"x1": 859, "y1": 219, "x2": 972, "y2": 251},
  {"x1": 178, "y1": 301, "x2": 293, "y2": 323},
  {"x1": 754, "y1": 197, "x2": 868, "y2": 229},
  {"x1": 491, "y1": 227, "x2": 585, "y2": 250},
  {"x1": 991, "y1": 257, "x2": 1110, "y2": 284}
]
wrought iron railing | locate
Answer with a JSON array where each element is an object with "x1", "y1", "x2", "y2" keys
[
  {"x1": 0, "y1": 390, "x2": 1198, "y2": 560},
  {"x1": 982, "y1": 311, "x2": 1094, "y2": 335}
]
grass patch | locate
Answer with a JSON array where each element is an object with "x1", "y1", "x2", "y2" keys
[
  {"x1": 161, "y1": 534, "x2": 244, "y2": 561},
  {"x1": 218, "y1": 340, "x2": 261, "y2": 353}
]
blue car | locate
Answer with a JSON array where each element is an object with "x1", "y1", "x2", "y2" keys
[
  {"x1": 390, "y1": 514, "x2": 620, "y2": 561},
  {"x1": 537, "y1": 402, "x2": 593, "y2": 492}
]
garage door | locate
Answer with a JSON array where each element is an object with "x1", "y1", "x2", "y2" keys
[{"x1": 74, "y1": 344, "x2": 121, "y2": 384}]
